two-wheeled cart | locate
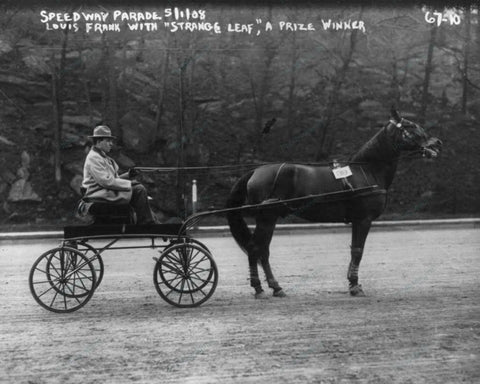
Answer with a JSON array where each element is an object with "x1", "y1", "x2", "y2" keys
[
  {"x1": 29, "y1": 184, "x2": 379, "y2": 313},
  {"x1": 29, "y1": 221, "x2": 218, "y2": 313}
]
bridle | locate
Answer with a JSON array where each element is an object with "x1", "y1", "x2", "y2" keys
[{"x1": 388, "y1": 118, "x2": 437, "y2": 159}]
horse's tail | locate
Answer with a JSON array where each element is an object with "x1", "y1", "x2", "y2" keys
[{"x1": 226, "y1": 170, "x2": 254, "y2": 255}]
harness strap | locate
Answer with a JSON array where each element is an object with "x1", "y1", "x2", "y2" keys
[{"x1": 267, "y1": 163, "x2": 287, "y2": 200}]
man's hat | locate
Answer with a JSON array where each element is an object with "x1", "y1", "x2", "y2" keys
[{"x1": 88, "y1": 125, "x2": 116, "y2": 139}]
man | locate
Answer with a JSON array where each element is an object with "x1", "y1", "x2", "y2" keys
[{"x1": 81, "y1": 125, "x2": 156, "y2": 224}]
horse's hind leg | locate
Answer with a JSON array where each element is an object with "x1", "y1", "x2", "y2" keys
[
  {"x1": 348, "y1": 218, "x2": 372, "y2": 296},
  {"x1": 248, "y1": 214, "x2": 283, "y2": 299}
]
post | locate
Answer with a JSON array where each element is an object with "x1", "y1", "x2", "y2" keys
[{"x1": 192, "y1": 179, "x2": 197, "y2": 214}]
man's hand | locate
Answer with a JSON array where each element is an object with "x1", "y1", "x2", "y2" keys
[{"x1": 128, "y1": 168, "x2": 139, "y2": 178}]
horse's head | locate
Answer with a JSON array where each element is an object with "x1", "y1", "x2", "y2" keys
[{"x1": 388, "y1": 108, "x2": 442, "y2": 159}]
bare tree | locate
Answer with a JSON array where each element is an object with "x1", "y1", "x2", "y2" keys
[
  {"x1": 51, "y1": 25, "x2": 70, "y2": 184},
  {"x1": 461, "y1": 7, "x2": 471, "y2": 115},
  {"x1": 106, "y1": 40, "x2": 119, "y2": 134},
  {"x1": 286, "y1": 32, "x2": 299, "y2": 141},
  {"x1": 315, "y1": 9, "x2": 362, "y2": 161},
  {"x1": 155, "y1": 34, "x2": 171, "y2": 140},
  {"x1": 419, "y1": 24, "x2": 437, "y2": 124}
]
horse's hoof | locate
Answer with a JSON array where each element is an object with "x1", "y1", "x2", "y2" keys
[
  {"x1": 255, "y1": 291, "x2": 269, "y2": 300},
  {"x1": 349, "y1": 285, "x2": 366, "y2": 297},
  {"x1": 273, "y1": 289, "x2": 286, "y2": 298}
]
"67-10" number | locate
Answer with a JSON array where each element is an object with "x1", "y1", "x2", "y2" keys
[{"x1": 425, "y1": 11, "x2": 461, "y2": 26}]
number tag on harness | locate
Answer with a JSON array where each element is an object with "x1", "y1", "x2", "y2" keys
[{"x1": 332, "y1": 166, "x2": 352, "y2": 179}]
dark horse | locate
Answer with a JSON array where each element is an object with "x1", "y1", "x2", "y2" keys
[{"x1": 226, "y1": 108, "x2": 442, "y2": 298}]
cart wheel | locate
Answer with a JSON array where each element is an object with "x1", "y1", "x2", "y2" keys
[
  {"x1": 66, "y1": 241, "x2": 104, "y2": 290},
  {"x1": 159, "y1": 242, "x2": 215, "y2": 294},
  {"x1": 153, "y1": 243, "x2": 218, "y2": 308},
  {"x1": 29, "y1": 246, "x2": 96, "y2": 313}
]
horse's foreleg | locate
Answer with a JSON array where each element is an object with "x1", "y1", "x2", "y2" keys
[
  {"x1": 348, "y1": 218, "x2": 372, "y2": 296},
  {"x1": 348, "y1": 247, "x2": 365, "y2": 296}
]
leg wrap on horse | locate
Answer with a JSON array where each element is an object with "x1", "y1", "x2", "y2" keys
[
  {"x1": 249, "y1": 274, "x2": 264, "y2": 294},
  {"x1": 248, "y1": 249, "x2": 264, "y2": 293},
  {"x1": 267, "y1": 278, "x2": 282, "y2": 291},
  {"x1": 347, "y1": 247, "x2": 363, "y2": 287},
  {"x1": 250, "y1": 277, "x2": 262, "y2": 288}
]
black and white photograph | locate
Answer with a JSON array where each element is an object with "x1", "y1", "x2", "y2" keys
[{"x1": 1, "y1": 0, "x2": 479, "y2": 382}]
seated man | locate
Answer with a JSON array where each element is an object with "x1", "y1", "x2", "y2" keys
[{"x1": 80, "y1": 125, "x2": 156, "y2": 224}]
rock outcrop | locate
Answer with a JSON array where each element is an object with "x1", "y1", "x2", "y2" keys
[{"x1": 7, "y1": 151, "x2": 42, "y2": 202}]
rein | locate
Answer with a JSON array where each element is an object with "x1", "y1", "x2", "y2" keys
[
  {"x1": 132, "y1": 155, "x2": 425, "y2": 175},
  {"x1": 132, "y1": 119, "x2": 433, "y2": 175},
  {"x1": 132, "y1": 160, "x2": 373, "y2": 174}
]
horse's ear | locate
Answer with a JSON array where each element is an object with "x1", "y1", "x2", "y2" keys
[{"x1": 390, "y1": 106, "x2": 401, "y2": 123}]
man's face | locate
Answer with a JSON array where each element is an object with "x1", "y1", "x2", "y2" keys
[{"x1": 96, "y1": 138, "x2": 114, "y2": 153}]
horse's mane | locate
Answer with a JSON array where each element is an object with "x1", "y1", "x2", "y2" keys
[{"x1": 350, "y1": 125, "x2": 398, "y2": 163}]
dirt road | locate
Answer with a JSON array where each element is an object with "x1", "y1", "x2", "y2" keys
[{"x1": 1, "y1": 225, "x2": 479, "y2": 383}]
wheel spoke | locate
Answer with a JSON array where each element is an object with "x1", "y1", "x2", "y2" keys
[
  {"x1": 187, "y1": 255, "x2": 209, "y2": 271},
  {"x1": 189, "y1": 266, "x2": 211, "y2": 274},
  {"x1": 71, "y1": 264, "x2": 77, "y2": 296},
  {"x1": 186, "y1": 246, "x2": 196, "y2": 267},
  {"x1": 175, "y1": 248, "x2": 190, "y2": 271},
  {"x1": 49, "y1": 289, "x2": 60, "y2": 308},
  {"x1": 63, "y1": 285, "x2": 67, "y2": 310},
  {"x1": 161, "y1": 274, "x2": 183, "y2": 286},
  {"x1": 185, "y1": 279, "x2": 195, "y2": 303},
  {"x1": 164, "y1": 252, "x2": 183, "y2": 265},
  {"x1": 165, "y1": 278, "x2": 184, "y2": 297},
  {"x1": 63, "y1": 283, "x2": 83, "y2": 305},
  {"x1": 35, "y1": 267, "x2": 50, "y2": 275},
  {"x1": 64, "y1": 279, "x2": 90, "y2": 293},
  {"x1": 186, "y1": 276, "x2": 208, "y2": 297},
  {"x1": 37, "y1": 281, "x2": 61, "y2": 298},
  {"x1": 160, "y1": 260, "x2": 184, "y2": 275},
  {"x1": 178, "y1": 279, "x2": 185, "y2": 303},
  {"x1": 32, "y1": 279, "x2": 61, "y2": 285},
  {"x1": 75, "y1": 269, "x2": 94, "y2": 282},
  {"x1": 164, "y1": 252, "x2": 182, "y2": 265},
  {"x1": 189, "y1": 272, "x2": 212, "y2": 286},
  {"x1": 47, "y1": 262, "x2": 62, "y2": 280},
  {"x1": 75, "y1": 273, "x2": 89, "y2": 292},
  {"x1": 63, "y1": 261, "x2": 93, "y2": 280},
  {"x1": 184, "y1": 250, "x2": 201, "y2": 272}
]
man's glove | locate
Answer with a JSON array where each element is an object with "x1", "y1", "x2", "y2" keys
[{"x1": 128, "y1": 168, "x2": 139, "y2": 178}]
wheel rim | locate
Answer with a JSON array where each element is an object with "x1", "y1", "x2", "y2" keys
[
  {"x1": 154, "y1": 243, "x2": 218, "y2": 308},
  {"x1": 29, "y1": 247, "x2": 97, "y2": 313}
]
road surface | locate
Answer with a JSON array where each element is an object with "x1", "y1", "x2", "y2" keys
[{"x1": 1, "y1": 225, "x2": 479, "y2": 383}]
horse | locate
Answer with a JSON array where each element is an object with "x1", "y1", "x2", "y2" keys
[{"x1": 226, "y1": 108, "x2": 442, "y2": 298}]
